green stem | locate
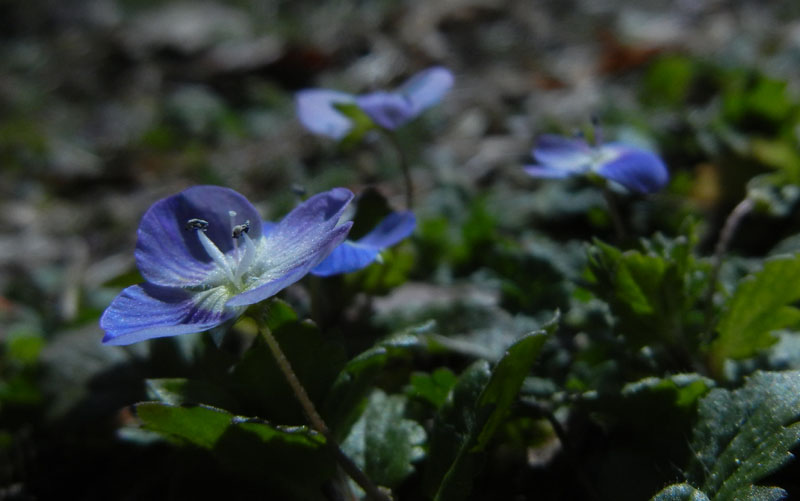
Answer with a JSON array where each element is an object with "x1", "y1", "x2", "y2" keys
[
  {"x1": 602, "y1": 187, "x2": 626, "y2": 242},
  {"x1": 384, "y1": 131, "x2": 414, "y2": 210},
  {"x1": 256, "y1": 315, "x2": 392, "y2": 501},
  {"x1": 703, "y1": 197, "x2": 755, "y2": 337}
]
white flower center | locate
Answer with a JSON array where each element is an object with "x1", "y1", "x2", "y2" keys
[{"x1": 191, "y1": 211, "x2": 263, "y2": 292}]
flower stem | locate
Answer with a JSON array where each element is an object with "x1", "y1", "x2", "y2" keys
[
  {"x1": 384, "y1": 131, "x2": 414, "y2": 210},
  {"x1": 602, "y1": 187, "x2": 626, "y2": 242},
  {"x1": 257, "y1": 317, "x2": 392, "y2": 501},
  {"x1": 703, "y1": 197, "x2": 755, "y2": 336}
]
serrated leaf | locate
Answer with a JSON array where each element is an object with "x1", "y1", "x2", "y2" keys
[
  {"x1": 135, "y1": 402, "x2": 332, "y2": 499},
  {"x1": 710, "y1": 254, "x2": 800, "y2": 375},
  {"x1": 145, "y1": 378, "x2": 240, "y2": 410},
  {"x1": 342, "y1": 390, "x2": 426, "y2": 488},
  {"x1": 585, "y1": 235, "x2": 708, "y2": 352},
  {"x1": 425, "y1": 318, "x2": 555, "y2": 501},
  {"x1": 323, "y1": 329, "x2": 423, "y2": 440},
  {"x1": 650, "y1": 483, "x2": 710, "y2": 501},
  {"x1": 408, "y1": 368, "x2": 458, "y2": 409},
  {"x1": 686, "y1": 371, "x2": 800, "y2": 499}
]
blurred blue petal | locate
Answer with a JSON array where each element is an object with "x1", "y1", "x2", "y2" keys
[
  {"x1": 595, "y1": 146, "x2": 669, "y2": 194},
  {"x1": 400, "y1": 66, "x2": 454, "y2": 115},
  {"x1": 295, "y1": 89, "x2": 356, "y2": 139},
  {"x1": 312, "y1": 211, "x2": 416, "y2": 276}
]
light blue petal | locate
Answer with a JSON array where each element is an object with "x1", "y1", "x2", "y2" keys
[
  {"x1": 311, "y1": 241, "x2": 380, "y2": 276},
  {"x1": 595, "y1": 145, "x2": 669, "y2": 193},
  {"x1": 523, "y1": 165, "x2": 575, "y2": 179},
  {"x1": 358, "y1": 211, "x2": 416, "y2": 248},
  {"x1": 135, "y1": 186, "x2": 262, "y2": 288},
  {"x1": 399, "y1": 66, "x2": 454, "y2": 115},
  {"x1": 532, "y1": 134, "x2": 593, "y2": 172},
  {"x1": 356, "y1": 91, "x2": 415, "y2": 130},
  {"x1": 295, "y1": 89, "x2": 356, "y2": 139},
  {"x1": 311, "y1": 211, "x2": 415, "y2": 276},
  {"x1": 100, "y1": 284, "x2": 237, "y2": 346}
]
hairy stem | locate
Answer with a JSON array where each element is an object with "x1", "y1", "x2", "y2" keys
[
  {"x1": 703, "y1": 197, "x2": 755, "y2": 335},
  {"x1": 384, "y1": 131, "x2": 414, "y2": 210},
  {"x1": 602, "y1": 187, "x2": 626, "y2": 242},
  {"x1": 257, "y1": 316, "x2": 392, "y2": 501}
]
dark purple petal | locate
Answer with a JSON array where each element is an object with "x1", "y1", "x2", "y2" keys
[
  {"x1": 227, "y1": 222, "x2": 352, "y2": 306},
  {"x1": 295, "y1": 89, "x2": 356, "y2": 139},
  {"x1": 100, "y1": 283, "x2": 235, "y2": 346},
  {"x1": 225, "y1": 188, "x2": 355, "y2": 307},
  {"x1": 135, "y1": 186, "x2": 262, "y2": 288},
  {"x1": 399, "y1": 67, "x2": 454, "y2": 116},
  {"x1": 596, "y1": 147, "x2": 669, "y2": 193},
  {"x1": 532, "y1": 134, "x2": 593, "y2": 171},
  {"x1": 523, "y1": 165, "x2": 574, "y2": 179},
  {"x1": 358, "y1": 211, "x2": 416, "y2": 248},
  {"x1": 356, "y1": 92, "x2": 415, "y2": 130},
  {"x1": 311, "y1": 241, "x2": 380, "y2": 276}
]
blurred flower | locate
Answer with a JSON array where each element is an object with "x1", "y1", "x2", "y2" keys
[
  {"x1": 296, "y1": 67, "x2": 454, "y2": 140},
  {"x1": 100, "y1": 186, "x2": 353, "y2": 345},
  {"x1": 311, "y1": 211, "x2": 416, "y2": 276},
  {"x1": 523, "y1": 134, "x2": 669, "y2": 193}
]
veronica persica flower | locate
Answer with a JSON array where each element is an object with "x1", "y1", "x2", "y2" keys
[
  {"x1": 296, "y1": 66, "x2": 454, "y2": 140},
  {"x1": 311, "y1": 211, "x2": 416, "y2": 276},
  {"x1": 100, "y1": 186, "x2": 353, "y2": 345},
  {"x1": 523, "y1": 134, "x2": 669, "y2": 194}
]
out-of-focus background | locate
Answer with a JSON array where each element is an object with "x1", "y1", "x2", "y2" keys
[{"x1": 4, "y1": 0, "x2": 800, "y2": 499}]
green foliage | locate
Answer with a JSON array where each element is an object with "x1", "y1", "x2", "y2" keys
[
  {"x1": 655, "y1": 371, "x2": 800, "y2": 500},
  {"x1": 585, "y1": 233, "x2": 708, "y2": 360},
  {"x1": 334, "y1": 102, "x2": 378, "y2": 148},
  {"x1": 135, "y1": 402, "x2": 333, "y2": 499},
  {"x1": 710, "y1": 254, "x2": 800, "y2": 376},
  {"x1": 342, "y1": 389, "x2": 426, "y2": 488},
  {"x1": 323, "y1": 329, "x2": 423, "y2": 440},
  {"x1": 408, "y1": 368, "x2": 458, "y2": 409},
  {"x1": 425, "y1": 320, "x2": 554, "y2": 500}
]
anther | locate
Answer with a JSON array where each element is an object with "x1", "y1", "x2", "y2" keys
[
  {"x1": 232, "y1": 220, "x2": 250, "y2": 239},
  {"x1": 185, "y1": 218, "x2": 209, "y2": 231}
]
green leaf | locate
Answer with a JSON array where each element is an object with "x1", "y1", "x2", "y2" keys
[
  {"x1": 145, "y1": 378, "x2": 240, "y2": 410},
  {"x1": 323, "y1": 329, "x2": 423, "y2": 440},
  {"x1": 686, "y1": 371, "x2": 800, "y2": 499},
  {"x1": 408, "y1": 368, "x2": 458, "y2": 409},
  {"x1": 230, "y1": 317, "x2": 346, "y2": 424},
  {"x1": 650, "y1": 483, "x2": 710, "y2": 501},
  {"x1": 334, "y1": 102, "x2": 377, "y2": 148},
  {"x1": 585, "y1": 235, "x2": 708, "y2": 353},
  {"x1": 342, "y1": 390, "x2": 426, "y2": 488},
  {"x1": 710, "y1": 254, "x2": 800, "y2": 375},
  {"x1": 135, "y1": 402, "x2": 333, "y2": 499},
  {"x1": 425, "y1": 319, "x2": 555, "y2": 500}
]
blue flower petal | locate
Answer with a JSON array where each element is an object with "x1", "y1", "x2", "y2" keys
[
  {"x1": 532, "y1": 135, "x2": 593, "y2": 172},
  {"x1": 358, "y1": 211, "x2": 416, "y2": 248},
  {"x1": 135, "y1": 186, "x2": 263, "y2": 288},
  {"x1": 400, "y1": 66, "x2": 454, "y2": 116},
  {"x1": 310, "y1": 241, "x2": 380, "y2": 277},
  {"x1": 595, "y1": 145, "x2": 669, "y2": 193},
  {"x1": 226, "y1": 188, "x2": 354, "y2": 307},
  {"x1": 523, "y1": 165, "x2": 575, "y2": 179},
  {"x1": 100, "y1": 283, "x2": 237, "y2": 346},
  {"x1": 311, "y1": 211, "x2": 415, "y2": 276},
  {"x1": 356, "y1": 91, "x2": 415, "y2": 130},
  {"x1": 295, "y1": 89, "x2": 356, "y2": 139}
]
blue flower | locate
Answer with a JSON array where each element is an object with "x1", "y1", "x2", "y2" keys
[
  {"x1": 100, "y1": 186, "x2": 353, "y2": 345},
  {"x1": 296, "y1": 67, "x2": 454, "y2": 140},
  {"x1": 311, "y1": 211, "x2": 416, "y2": 276},
  {"x1": 523, "y1": 134, "x2": 669, "y2": 194}
]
